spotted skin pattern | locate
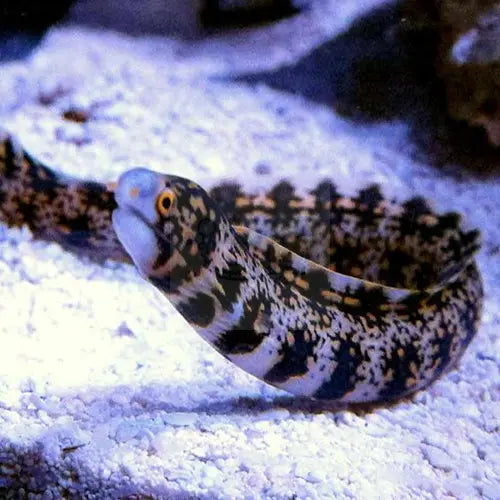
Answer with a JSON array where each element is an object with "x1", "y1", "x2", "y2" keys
[
  {"x1": 0, "y1": 132, "x2": 124, "y2": 262},
  {"x1": 0, "y1": 130, "x2": 483, "y2": 402}
]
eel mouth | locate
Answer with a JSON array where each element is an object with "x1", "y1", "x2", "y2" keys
[{"x1": 112, "y1": 205, "x2": 160, "y2": 276}]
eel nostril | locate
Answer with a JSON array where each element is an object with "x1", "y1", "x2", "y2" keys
[{"x1": 129, "y1": 186, "x2": 140, "y2": 199}]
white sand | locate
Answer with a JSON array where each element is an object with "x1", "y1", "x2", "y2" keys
[{"x1": 0, "y1": 1, "x2": 498, "y2": 498}]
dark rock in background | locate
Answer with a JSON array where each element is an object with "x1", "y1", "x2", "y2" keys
[
  {"x1": 69, "y1": 0, "x2": 300, "y2": 35},
  {"x1": 0, "y1": 0, "x2": 304, "y2": 60},
  {"x1": 0, "y1": 0, "x2": 75, "y2": 31},
  {"x1": 0, "y1": 1, "x2": 74, "y2": 61},
  {"x1": 411, "y1": 0, "x2": 500, "y2": 147},
  {"x1": 0, "y1": 0, "x2": 302, "y2": 37},
  {"x1": 200, "y1": 0, "x2": 300, "y2": 29},
  {"x1": 67, "y1": 0, "x2": 203, "y2": 36},
  {"x1": 440, "y1": 2, "x2": 500, "y2": 147},
  {"x1": 233, "y1": 1, "x2": 499, "y2": 170}
]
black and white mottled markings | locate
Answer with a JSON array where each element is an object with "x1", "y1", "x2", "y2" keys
[{"x1": 0, "y1": 130, "x2": 484, "y2": 403}]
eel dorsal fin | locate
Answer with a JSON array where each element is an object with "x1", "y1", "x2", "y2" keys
[
  {"x1": 233, "y1": 226, "x2": 434, "y2": 316},
  {"x1": 233, "y1": 216, "x2": 479, "y2": 317}
]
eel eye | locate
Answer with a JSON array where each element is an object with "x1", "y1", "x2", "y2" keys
[{"x1": 156, "y1": 191, "x2": 175, "y2": 216}]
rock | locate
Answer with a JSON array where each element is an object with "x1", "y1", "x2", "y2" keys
[
  {"x1": 446, "y1": 479, "x2": 477, "y2": 498},
  {"x1": 432, "y1": 0, "x2": 500, "y2": 146},
  {"x1": 200, "y1": 0, "x2": 300, "y2": 28},
  {"x1": 0, "y1": 1, "x2": 75, "y2": 31},
  {"x1": 163, "y1": 412, "x2": 199, "y2": 427},
  {"x1": 67, "y1": 0, "x2": 301, "y2": 36},
  {"x1": 422, "y1": 445, "x2": 452, "y2": 472},
  {"x1": 67, "y1": 0, "x2": 203, "y2": 36},
  {"x1": 482, "y1": 482, "x2": 500, "y2": 500},
  {"x1": 114, "y1": 421, "x2": 139, "y2": 442}
]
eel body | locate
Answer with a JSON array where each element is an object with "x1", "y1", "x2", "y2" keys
[{"x1": 0, "y1": 130, "x2": 483, "y2": 402}]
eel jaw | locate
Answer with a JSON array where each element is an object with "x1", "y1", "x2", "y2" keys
[{"x1": 112, "y1": 207, "x2": 159, "y2": 276}]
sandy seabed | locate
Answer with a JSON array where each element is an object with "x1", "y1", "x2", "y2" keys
[{"x1": 0, "y1": 0, "x2": 499, "y2": 498}]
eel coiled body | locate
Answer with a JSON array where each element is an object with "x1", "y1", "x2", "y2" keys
[{"x1": 0, "y1": 130, "x2": 483, "y2": 403}]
